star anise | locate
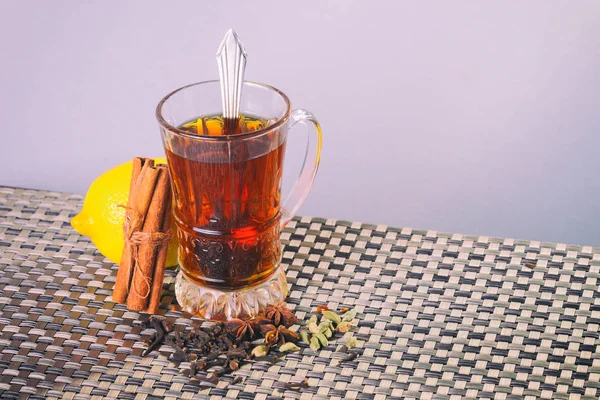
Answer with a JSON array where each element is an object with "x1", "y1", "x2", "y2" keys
[
  {"x1": 225, "y1": 317, "x2": 271, "y2": 342},
  {"x1": 250, "y1": 317, "x2": 272, "y2": 332},
  {"x1": 260, "y1": 302, "x2": 298, "y2": 327},
  {"x1": 225, "y1": 319, "x2": 255, "y2": 342},
  {"x1": 260, "y1": 324, "x2": 299, "y2": 346}
]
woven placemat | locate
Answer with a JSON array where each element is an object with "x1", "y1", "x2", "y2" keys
[{"x1": 1, "y1": 186, "x2": 600, "y2": 400}]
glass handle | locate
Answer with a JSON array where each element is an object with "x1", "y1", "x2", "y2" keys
[{"x1": 280, "y1": 109, "x2": 323, "y2": 228}]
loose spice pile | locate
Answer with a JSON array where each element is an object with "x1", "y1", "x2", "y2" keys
[
  {"x1": 297, "y1": 305, "x2": 360, "y2": 365},
  {"x1": 140, "y1": 302, "x2": 361, "y2": 387}
]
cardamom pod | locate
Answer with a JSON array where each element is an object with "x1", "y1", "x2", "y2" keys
[
  {"x1": 346, "y1": 336, "x2": 357, "y2": 349},
  {"x1": 251, "y1": 344, "x2": 270, "y2": 357},
  {"x1": 318, "y1": 321, "x2": 332, "y2": 333},
  {"x1": 307, "y1": 322, "x2": 320, "y2": 334},
  {"x1": 279, "y1": 342, "x2": 301, "y2": 352},
  {"x1": 307, "y1": 315, "x2": 318, "y2": 325},
  {"x1": 299, "y1": 330, "x2": 310, "y2": 344},
  {"x1": 321, "y1": 310, "x2": 341, "y2": 325},
  {"x1": 342, "y1": 308, "x2": 357, "y2": 322},
  {"x1": 324, "y1": 328, "x2": 333, "y2": 338},
  {"x1": 336, "y1": 321, "x2": 353, "y2": 333},
  {"x1": 310, "y1": 337, "x2": 320, "y2": 351},
  {"x1": 314, "y1": 332, "x2": 328, "y2": 347}
]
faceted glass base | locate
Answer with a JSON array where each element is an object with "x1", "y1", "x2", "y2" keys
[{"x1": 174, "y1": 265, "x2": 288, "y2": 320}]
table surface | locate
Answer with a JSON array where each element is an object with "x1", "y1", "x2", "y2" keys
[{"x1": 1, "y1": 187, "x2": 600, "y2": 400}]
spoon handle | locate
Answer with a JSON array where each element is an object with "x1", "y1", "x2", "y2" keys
[{"x1": 217, "y1": 29, "x2": 247, "y2": 129}]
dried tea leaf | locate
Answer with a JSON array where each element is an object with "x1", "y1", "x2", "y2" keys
[
  {"x1": 314, "y1": 333, "x2": 328, "y2": 347},
  {"x1": 336, "y1": 322, "x2": 353, "y2": 333},
  {"x1": 307, "y1": 322, "x2": 319, "y2": 334},
  {"x1": 251, "y1": 344, "x2": 270, "y2": 358},
  {"x1": 342, "y1": 309, "x2": 357, "y2": 322},
  {"x1": 300, "y1": 330, "x2": 310, "y2": 344},
  {"x1": 279, "y1": 342, "x2": 301, "y2": 353},
  {"x1": 321, "y1": 311, "x2": 341, "y2": 325},
  {"x1": 309, "y1": 337, "x2": 320, "y2": 351},
  {"x1": 346, "y1": 336, "x2": 357, "y2": 349}
]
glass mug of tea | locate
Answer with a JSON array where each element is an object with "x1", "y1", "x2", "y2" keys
[{"x1": 156, "y1": 80, "x2": 322, "y2": 320}]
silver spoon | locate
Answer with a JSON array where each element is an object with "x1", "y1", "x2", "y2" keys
[{"x1": 216, "y1": 29, "x2": 247, "y2": 133}]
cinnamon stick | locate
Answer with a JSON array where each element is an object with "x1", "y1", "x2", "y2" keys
[
  {"x1": 130, "y1": 157, "x2": 144, "y2": 192},
  {"x1": 127, "y1": 165, "x2": 171, "y2": 311},
  {"x1": 113, "y1": 158, "x2": 158, "y2": 303},
  {"x1": 145, "y1": 187, "x2": 172, "y2": 314}
]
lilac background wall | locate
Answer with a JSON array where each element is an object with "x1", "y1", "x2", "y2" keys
[{"x1": 2, "y1": 1, "x2": 600, "y2": 245}]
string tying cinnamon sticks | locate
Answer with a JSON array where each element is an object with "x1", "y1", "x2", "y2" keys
[
  {"x1": 128, "y1": 230, "x2": 172, "y2": 296},
  {"x1": 113, "y1": 157, "x2": 172, "y2": 314}
]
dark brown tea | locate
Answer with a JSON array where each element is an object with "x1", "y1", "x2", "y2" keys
[{"x1": 165, "y1": 115, "x2": 285, "y2": 289}]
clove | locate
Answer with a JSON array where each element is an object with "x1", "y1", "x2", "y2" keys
[
  {"x1": 209, "y1": 366, "x2": 230, "y2": 380},
  {"x1": 205, "y1": 350, "x2": 221, "y2": 362},
  {"x1": 143, "y1": 317, "x2": 166, "y2": 356},
  {"x1": 162, "y1": 321, "x2": 175, "y2": 333},
  {"x1": 226, "y1": 349, "x2": 248, "y2": 359},
  {"x1": 228, "y1": 376, "x2": 244, "y2": 386},
  {"x1": 169, "y1": 347, "x2": 190, "y2": 363},
  {"x1": 143, "y1": 335, "x2": 155, "y2": 346},
  {"x1": 340, "y1": 351, "x2": 359, "y2": 363},
  {"x1": 282, "y1": 380, "x2": 310, "y2": 391},
  {"x1": 228, "y1": 359, "x2": 240, "y2": 371},
  {"x1": 188, "y1": 362, "x2": 198, "y2": 377}
]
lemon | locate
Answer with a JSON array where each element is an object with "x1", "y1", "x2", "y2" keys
[{"x1": 71, "y1": 158, "x2": 179, "y2": 267}]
